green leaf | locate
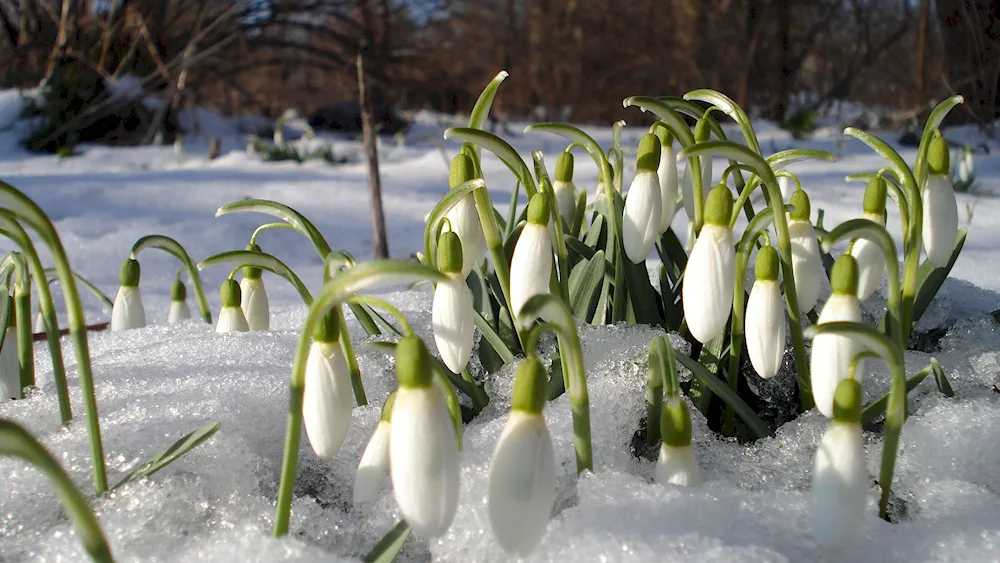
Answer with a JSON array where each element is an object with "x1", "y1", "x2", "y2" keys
[
  {"x1": 622, "y1": 259, "x2": 664, "y2": 327},
  {"x1": 522, "y1": 123, "x2": 614, "y2": 191},
  {"x1": 198, "y1": 249, "x2": 313, "y2": 305},
  {"x1": 673, "y1": 354, "x2": 772, "y2": 439},
  {"x1": 113, "y1": 422, "x2": 221, "y2": 490},
  {"x1": 468, "y1": 72, "x2": 509, "y2": 130},
  {"x1": 444, "y1": 128, "x2": 537, "y2": 196},
  {"x1": 473, "y1": 308, "x2": 515, "y2": 365},
  {"x1": 505, "y1": 178, "x2": 521, "y2": 239},
  {"x1": 564, "y1": 234, "x2": 598, "y2": 262},
  {"x1": 44, "y1": 268, "x2": 114, "y2": 311},
  {"x1": 930, "y1": 357, "x2": 955, "y2": 397},
  {"x1": 910, "y1": 228, "x2": 967, "y2": 327},
  {"x1": 130, "y1": 234, "x2": 212, "y2": 323},
  {"x1": 684, "y1": 89, "x2": 761, "y2": 154},
  {"x1": 569, "y1": 250, "x2": 607, "y2": 319},
  {"x1": 422, "y1": 178, "x2": 488, "y2": 267},
  {"x1": 914, "y1": 95, "x2": 964, "y2": 186},
  {"x1": 363, "y1": 520, "x2": 411, "y2": 563},
  {"x1": 766, "y1": 148, "x2": 836, "y2": 170},
  {"x1": 216, "y1": 199, "x2": 333, "y2": 258}
]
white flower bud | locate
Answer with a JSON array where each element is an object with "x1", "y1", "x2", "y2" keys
[
  {"x1": 353, "y1": 420, "x2": 391, "y2": 508},
  {"x1": 922, "y1": 174, "x2": 959, "y2": 268},
  {"x1": 657, "y1": 143, "x2": 679, "y2": 233},
  {"x1": 812, "y1": 421, "x2": 867, "y2": 549},
  {"x1": 240, "y1": 277, "x2": 270, "y2": 331},
  {"x1": 682, "y1": 224, "x2": 735, "y2": 343},
  {"x1": 509, "y1": 223, "x2": 552, "y2": 324},
  {"x1": 111, "y1": 286, "x2": 146, "y2": 331},
  {"x1": 788, "y1": 219, "x2": 823, "y2": 313},
  {"x1": 0, "y1": 327, "x2": 19, "y2": 400},
  {"x1": 432, "y1": 274, "x2": 475, "y2": 374},
  {"x1": 167, "y1": 300, "x2": 191, "y2": 324},
  {"x1": 810, "y1": 294, "x2": 864, "y2": 419},
  {"x1": 623, "y1": 169, "x2": 662, "y2": 263},
  {"x1": 302, "y1": 341, "x2": 353, "y2": 460},
  {"x1": 655, "y1": 444, "x2": 702, "y2": 487},
  {"x1": 444, "y1": 195, "x2": 487, "y2": 277},
  {"x1": 216, "y1": 306, "x2": 249, "y2": 333},
  {"x1": 745, "y1": 280, "x2": 786, "y2": 379}
]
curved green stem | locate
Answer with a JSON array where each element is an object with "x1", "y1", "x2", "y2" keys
[
  {"x1": 43, "y1": 268, "x2": 114, "y2": 311},
  {"x1": 684, "y1": 89, "x2": 762, "y2": 155},
  {"x1": 249, "y1": 222, "x2": 296, "y2": 246},
  {"x1": 216, "y1": 199, "x2": 333, "y2": 259},
  {"x1": 130, "y1": 235, "x2": 211, "y2": 323},
  {"x1": 1, "y1": 251, "x2": 33, "y2": 394},
  {"x1": 199, "y1": 249, "x2": 313, "y2": 305}
]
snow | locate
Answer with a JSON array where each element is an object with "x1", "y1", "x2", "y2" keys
[{"x1": 0, "y1": 89, "x2": 999, "y2": 561}]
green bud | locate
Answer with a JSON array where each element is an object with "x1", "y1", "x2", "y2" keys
[
  {"x1": 436, "y1": 230, "x2": 464, "y2": 274},
  {"x1": 660, "y1": 398, "x2": 693, "y2": 447},
  {"x1": 511, "y1": 356, "x2": 548, "y2": 414},
  {"x1": 449, "y1": 153, "x2": 476, "y2": 189},
  {"x1": 380, "y1": 390, "x2": 397, "y2": 422},
  {"x1": 927, "y1": 135, "x2": 949, "y2": 176},
  {"x1": 243, "y1": 243, "x2": 263, "y2": 280},
  {"x1": 311, "y1": 308, "x2": 342, "y2": 343},
  {"x1": 654, "y1": 124, "x2": 674, "y2": 149},
  {"x1": 527, "y1": 192, "x2": 550, "y2": 226},
  {"x1": 395, "y1": 335, "x2": 432, "y2": 388},
  {"x1": 832, "y1": 377, "x2": 862, "y2": 423},
  {"x1": 636, "y1": 133, "x2": 661, "y2": 171},
  {"x1": 703, "y1": 184, "x2": 734, "y2": 226},
  {"x1": 119, "y1": 258, "x2": 140, "y2": 287},
  {"x1": 220, "y1": 279, "x2": 241, "y2": 308},
  {"x1": 862, "y1": 177, "x2": 888, "y2": 215},
  {"x1": 695, "y1": 116, "x2": 711, "y2": 142},
  {"x1": 830, "y1": 254, "x2": 859, "y2": 296},
  {"x1": 555, "y1": 151, "x2": 574, "y2": 183},
  {"x1": 788, "y1": 189, "x2": 811, "y2": 221},
  {"x1": 755, "y1": 245, "x2": 779, "y2": 282},
  {"x1": 171, "y1": 279, "x2": 187, "y2": 301}
]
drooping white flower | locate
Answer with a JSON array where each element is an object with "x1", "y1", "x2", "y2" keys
[
  {"x1": 111, "y1": 259, "x2": 146, "y2": 331},
  {"x1": 216, "y1": 279, "x2": 249, "y2": 333},
  {"x1": 850, "y1": 215, "x2": 887, "y2": 301},
  {"x1": 812, "y1": 378, "x2": 867, "y2": 550},
  {"x1": 510, "y1": 193, "x2": 553, "y2": 324},
  {"x1": 389, "y1": 337, "x2": 460, "y2": 538},
  {"x1": 788, "y1": 189, "x2": 823, "y2": 313},
  {"x1": 623, "y1": 133, "x2": 663, "y2": 263},
  {"x1": 655, "y1": 397, "x2": 701, "y2": 487},
  {"x1": 240, "y1": 277, "x2": 269, "y2": 331},
  {"x1": 353, "y1": 405, "x2": 392, "y2": 508},
  {"x1": 745, "y1": 246, "x2": 786, "y2": 379},
  {"x1": 656, "y1": 131, "x2": 679, "y2": 234},
  {"x1": 444, "y1": 153, "x2": 487, "y2": 277},
  {"x1": 922, "y1": 137, "x2": 959, "y2": 267},
  {"x1": 811, "y1": 255, "x2": 864, "y2": 419},
  {"x1": 0, "y1": 325, "x2": 19, "y2": 400},
  {"x1": 302, "y1": 312, "x2": 353, "y2": 460},
  {"x1": 488, "y1": 357, "x2": 556, "y2": 556},
  {"x1": 432, "y1": 231, "x2": 475, "y2": 373},
  {"x1": 167, "y1": 278, "x2": 191, "y2": 324},
  {"x1": 682, "y1": 184, "x2": 736, "y2": 343}
]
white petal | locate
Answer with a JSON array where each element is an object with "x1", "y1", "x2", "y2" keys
[
  {"x1": 240, "y1": 277, "x2": 270, "y2": 331},
  {"x1": 445, "y1": 195, "x2": 487, "y2": 277},
  {"x1": 0, "y1": 327, "x2": 20, "y2": 399},
  {"x1": 488, "y1": 412, "x2": 557, "y2": 556},
  {"x1": 810, "y1": 294, "x2": 864, "y2": 418},
  {"x1": 167, "y1": 300, "x2": 191, "y2": 324},
  {"x1": 302, "y1": 342, "x2": 354, "y2": 460},
  {"x1": 389, "y1": 386, "x2": 460, "y2": 538},
  {"x1": 657, "y1": 145, "x2": 679, "y2": 233},
  {"x1": 655, "y1": 444, "x2": 702, "y2": 487},
  {"x1": 111, "y1": 286, "x2": 146, "y2": 331},
  {"x1": 509, "y1": 224, "x2": 553, "y2": 322},
  {"x1": 745, "y1": 280, "x2": 786, "y2": 379},
  {"x1": 850, "y1": 238, "x2": 885, "y2": 301},
  {"x1": 812, "y1": 421, "x2": 867, "y2": 550},
  {"x1": 34, "y1": 311, "x2": 46, "y2": 334},
  {"x1": 553, "y1": 180, "x2": 577, "y2": 225},
  {"x1": 353, "y1": 420, "x2": 391, "y2": 508},
  {"x1": 623, "y1": 170, "x2": 662, "y2": 263},
  {"x1": 922, "y1": 175, "x2": 959, "y2": 268},
  {"x1": 788, "y1": 220, "x2": 823, "y2": 313},
  {"x1": 682, "y1": 224, "x2": 735, "y2": 343},
  {"x1": 216, "y1": 306, "x2": 249, "y2": 333},
  {"x1": 432, "y1": 275, "x2": 475, "y2": 374}
]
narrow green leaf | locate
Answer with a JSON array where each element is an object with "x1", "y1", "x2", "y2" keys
[
  {"x1": 113, "y1": 421, "x2": 221, "y2": 490},
  {"x1": 473, "y1": 308, "x2": 514, "y2": 364},
  {"x1": 861, "y1": 369, "x2": 930, "y2": 425},
  {"x1": 130, "y1": 234, "x2": 212, "y2": 323},
  {"x1": 43, "y1": 268, "x2": 115, "y2": 311},
  {"x1": 569, "y1": 250, "x2": 607, "y2": 319},
  {"x1": 766, "y1": 148, "x2": 836, "y2": 170},
  {"x1": 363, "y1": 520, "x2": 411, "y2": 563},
  {"x1": 443, "y1": 128, "x2": 537, "y2": 196},
  {"x1": 910, "y1": 228, "x2": 967, "y2": 327},
  {"x1": 505, "y1": 178, "x2": 521, "y2": 239},
  {"x1": 216, "y1": 199, "x2": 333, "y2": 258},
  {"x1": 930, "y1": 357, "x2": 955, "y2": 397},
  {"x1": 673, "y1": 354, "x2": 771, "y2": 439},
  {"x1": 468, "y1": 72, "x2": 509, "y2": 131}
]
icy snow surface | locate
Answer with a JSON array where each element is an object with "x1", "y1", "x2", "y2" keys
[{"x1": 0, "y1": 91, "x2": 999, "y2": 561}]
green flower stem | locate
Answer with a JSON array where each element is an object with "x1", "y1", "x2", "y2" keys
[
  {"x1": 518, "y1": 294, "x2": 592, "y2": 474},
  {"x1": 532, "y1": 151, "x2": 570, "y2": 303},
  {"x1": 216, "y1": 199, "x2": 334, "y2": 259},
  {"x1": 0, "y1": 420, "x2": 114, "y2": 562},
  {"x1": 460, "y1": 365, "x2": 488, "y2": 414},
  {"x1": 130, "y1": 235, "x2": 211, "y2": 323},
  {"x1": 249, "y1": 222, "x2": 295, "y2": 246},
  {"x1": 0, "y1": 180, "x2": 107, "y2": 494},
  {"x1": 846, "y1": 170, "x2": 910, "y2": 248},
  {"x1": 273, "y1": 261, "x2": 447, "y2": 537},
  {"x1": 805, "y1": 321, "x2": 905, "y2": 520},
  {"x1": 0, "y1": 218, "x2": 70, "y2": 422},
  {"x1": 43, "y1": 268, "x2": 114, "y2": 311},
  {"x1": 645, "y1": 359, "x2": 663, "y2": 447},
  {"x1": 199, "y1": 250, "x2": 313, "y2": 305},
  {"x1": 677, "y1": 142, "x2": 812, "y2": 410},
  {"x1": 1, "y1": 251, "x2": 33, "y2": 394},
  {"x1": 684, "y1": 89, "x2": 762, "y2": 155},
  {"x1": 611, "y1": 120, "x2": 626, "y2": 194}
]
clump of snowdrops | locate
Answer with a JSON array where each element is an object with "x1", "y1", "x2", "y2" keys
[{"x1": 0, "y1": 72, "x2": 969, "y2": 562}]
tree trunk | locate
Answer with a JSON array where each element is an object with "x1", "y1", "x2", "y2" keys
[{"x1": 357, "y1": 49, "x2": 390, "y2": 259}]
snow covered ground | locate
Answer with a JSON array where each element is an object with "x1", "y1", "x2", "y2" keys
[{"x1": 0, "y1": 90, "x2": 998, "y2": 561}]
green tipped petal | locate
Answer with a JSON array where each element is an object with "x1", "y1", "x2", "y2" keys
[
  {"x1": 789, "y1": 189, "x2": 811, "y2": 221},
  {"x1": 395, "y1": 335, "x2": 432, "y2": 389},
  {"x1": 703, "y1": 184, "x2": 734, "y2": 226},
  {"x1": 243, "y1": 243, "x2": 263, "y2": 280},
  {"x1": 863, "y1": 177, "x2": 888, "y2": 215},
  {"x1": 927, "y1": 135, "x2": 949, "y2": 176},
  {"x1": 380, "y1": 390, "x2": 397, "y2": 422},
  {"x1": 830, "y1": 254, "x2": 859, "y2": 296},
  {"x1": 220, "y1": 279, "x2": 241, "y2": 308},
  {"x1": 312, "y1": 309, "x2": 342, "y2": 343},
  {"x1": 119, "y1": 259, "x2": 140, "y2": 287},
  {"x1": 555, "y1": 151, "x2": 574, "y2": 183},
  {"x1": 511, "y1": 356, "x2": 548, "y2": 414},
  {"x1": 636, "y1": 134, "x2": 661, "y2": 171},
  {"x1": 171, "y1": 279, "x2": 187, "y2": 301},
  {"x1": 832, "y1": 377, "x2": 862, "y2": 423},
  {"x1": 755, "y1": 246, "x2": 779, "y2": 281},
  {"x1": 450, "y1": 153, "x2": 476, "y2": 189},
  {"x1": 527, "y1": 193, "x2": 550, "y2": 226},
  {"x1": 660, "y1": 398, "x2": 693, "y2": 447}
]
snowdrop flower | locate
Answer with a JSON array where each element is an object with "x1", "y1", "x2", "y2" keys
[
  {"x1": 655, "y1": 128, "x2": 679, "y2": 234},
  {"x1": 353, "y1": 391, "x2": 395, "y2": 508},
  {"x1": 216, "y1": 279, "x2": 249, "y2": 333},
  {"x1": 957, "y1": 144, "x2": 974, "y2": 185},
  {"x1": 745, "y1": 245, "x2": 786, "y2": 379},
  {"x1": 810, "y1": 255, "x2": 864, "y2": 419},
  {"x1": 432, "y1": 231, "x2": 474, "y2": 373},
  {"x1": 682, "y1": 184, "x2": 736, "y2": 343},
  {"x1": 850, "y1": 178, "x2": 888, "y2": 301},
  {"x1": 488, "y1": 356, "x2": 556, "y2": 556},
  {"x1": 622, "y1": 133, "x2": 662, "y2": 263},
  {"x1": 788, "y1": 189, "x2": 823, "y2": 313},
  {"x1": 510, "y1": 193, "x2": 553, "y2": 325},
  {"x1": 812, "y1": 377, "x2": 867, "y2": 550},
  {"x1": 922, "y1": 136, "x2": 959, "y2": 267},
  {"x1": 656, "y1": 396, "x2": 701, "y2": 487},
  {"x1": 167, "y1": 278, "x2": 192, "y2": 324},
  {"x1": 111, "y1": 258, "x2": 146, "y2": 331},
  {"x1": 302, "y1": 310, "x2": 353, "y2": 460},
  {"x1": 1, "y1": 299, "x2": 20, "y2": 400},
  {"x1": 33, "y1": 310, "x2": 46, "y2": 334},
  {"x1": 778, "y1": 174, "x2": 794, "y2": 201},
  {"x1": 389, "y1": 336, "x2": 460, "y2": 538},
  {"x1": 240, "y1": 244, "x2": 269, "y2": 331},
  {"x1": 444, "y1": 153, "x2": 487, "y2": 277},
  {"x1": 552, "y1": 151, "x2": 578, "y2": 227}
]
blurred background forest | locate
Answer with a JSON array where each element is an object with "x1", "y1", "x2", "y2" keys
[{"x1": 1, "y1": 0, "x2": 998, "y2": 148}]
